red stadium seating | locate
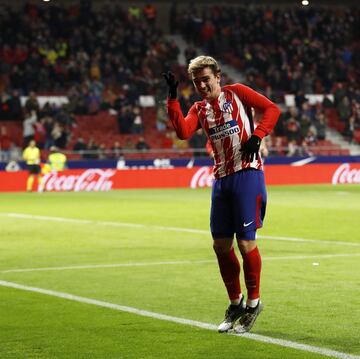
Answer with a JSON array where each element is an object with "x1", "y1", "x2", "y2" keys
[{"x1": 0, "y1": 121, "x2": 23, "y2": 147}]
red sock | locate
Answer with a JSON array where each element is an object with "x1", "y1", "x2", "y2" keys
[
  {"x1": 215, "y1": 248, "x2": 241, "y2": 301},
  {"x1": 242, "y1": 246, "x2": 262, "y2": 300}
]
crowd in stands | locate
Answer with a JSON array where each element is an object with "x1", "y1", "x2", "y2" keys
[
  {"x1": 172, "y1": 5, "x2": 359, "y2": 95},
  {"x1": 172, "y1": 4, "x2": 360, "y2": 148},
  {"x1": 1, "y1": 2, "x2": 360, "y2": 163}
]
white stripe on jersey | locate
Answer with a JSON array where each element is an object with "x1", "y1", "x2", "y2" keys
[
  {"x1": 234, "y1": 93, "x2": 251, "y2": 139},
  {"x1": 199, "y1": 88, "x2": 262, "y2": 178},
  {"x1": 221, "y1": 91, "x2": 241, "y2": 150},
  {"x1": 204, "y1": 100, "x2": 224, "y2": 170}
]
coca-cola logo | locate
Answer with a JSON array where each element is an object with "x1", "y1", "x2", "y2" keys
[
  {"x1": 39, "y1": 169, "x2": 116, "y2": 192},
  {"x1": 190, "y1": 166, "x2": 214, "y2": 189},
  {"x1": 332, "y1": 163, "x2": 360, "y2": 185}
]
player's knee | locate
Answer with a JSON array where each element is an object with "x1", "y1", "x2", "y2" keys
[
  {"x1": 213, "y1": 239, "x2": 233, "y2": 255},
  {"x1": 237, "y1": 239, "x2": 257, "y2": 255}
]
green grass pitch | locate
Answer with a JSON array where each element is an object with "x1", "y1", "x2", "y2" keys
[{"x1": 0, "y1": 185, "x2": 359, "y2": 359}]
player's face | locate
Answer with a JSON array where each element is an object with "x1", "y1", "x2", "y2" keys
[{"x1": 191, "y1": 67, "x2": 221, "y2": 101}]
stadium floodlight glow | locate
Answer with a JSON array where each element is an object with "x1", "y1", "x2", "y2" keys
[{"x1": 301, "y1": 0, "x2": 310, "y2": 5}]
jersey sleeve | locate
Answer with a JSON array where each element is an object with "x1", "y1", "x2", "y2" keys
[
  {"x1": 229, "y1": 84, "x2": 281, "y2": 139},
  {"x1": 167, "y1": 99, "x2": 200, "y2": 140}
]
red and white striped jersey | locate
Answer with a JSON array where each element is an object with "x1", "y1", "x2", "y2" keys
[{"x1": 167, "y1": 83, "x2": 280, "y2": 179}]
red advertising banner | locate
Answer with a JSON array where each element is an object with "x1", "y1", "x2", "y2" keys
[{"x1": 0, "y1": 163, "x2": 359, "y2": 192}]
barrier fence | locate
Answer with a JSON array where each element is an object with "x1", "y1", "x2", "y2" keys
[{"x1": 1, "y1": 162, "x2": 359, "y2": 192}]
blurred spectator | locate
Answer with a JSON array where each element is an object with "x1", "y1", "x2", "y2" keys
[
  {"x1": 83, "y1": 138, "x2": 98, "y2": 159},
  {"x1": 302, "y1": 129, "x2": 317, "y2": 156},
  {"x1": 43, "y1": 116, "x2": 56, "y2": 149},
  {"x1": 0, "y1": 92, "x2": 12, "y2": 120},
  {"x1": 51, "y1": 122, "x2": 68, "y2": 149},
  {"x1": 156, "y1": 100, "x2": 168, "y2": 131},
  {"x1": 97, "y1": 143, "x2": 107, "y2": 160},
  {"x1": 314, "y1": 113, "x2": 327, "y2": 140},
  {"x1": 337, "y1": 96, "x2": 352, "y2": 123},
  {"x1": 132, "y1": 106, "x2": 144, "y2": 134},
  {"x1": 24, "y1": 92, "x2": 40, "y2": 114},
  {"x1": 269, "y1": 136, "x2": 286, "y2": 156},
  {"x1": 7, "y1": 90, "x2": 23, "y2": 120},
  {"x1": 9, "y1": 142, "x2": 22, "y2": 162},
  {"x1": 143, "y1": 3, "x2": 157, "y2": 26},
  {"x1": 33, "y1": 119, "x2": 47, "y2": 149},
  {"x1": 299, "y1": 114, "x2": 312, "y2": 140},
  {"x1": 118, "y1": 106, "x2": 134, "y2": 134},
  {"x1": 188, "y1": 128, "x2": 207, "y2": 157},
  {"x1": 109, "y1": 141, "x2": 123, "y2": 159},
  {"x1": 0, "y1": 126, "x2": 12, "y2": 161},
  {"x1": 287, "y1": 139, "x2": 301, "y2": 157},
  {"x1": 124, "y1": 137, "x2": 135, "y2": 151},
  {"x1": 285, "y1": 116, "x2": 301, "y2": 143},
  {"x1": 22, "y1": 110, "x2": 37, "y2": 146},
  {"x1": 135, "y1": 136, "x2": 150, "y2": 151},
  {"x1": 73, "y1": 137, "x2": 87, "y2": 152},
  {"x1": 343, "y1": 116, "x2": 357, "y2": 144},
  {"x1": 161, "y1": 131, "x2": 174, "y2": 149},
  {"x1": 170, "y1": 130, "x2": 189, "y2": 150}
]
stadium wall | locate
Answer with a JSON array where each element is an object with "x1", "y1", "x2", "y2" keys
[{"x1": 1, "y1": 161, "x2": 359, "y2": 192}]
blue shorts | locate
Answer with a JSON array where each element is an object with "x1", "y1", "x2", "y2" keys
[{"x1": 210, "y1": 169, "x2": 267, "y2": 240}]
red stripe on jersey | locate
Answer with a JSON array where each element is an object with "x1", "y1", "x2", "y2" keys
[
  {"x1": 255, "y1": 194, "x2": 262, "y2": 228},
  {"x1": 167, "y1": 83, "x2": 280, "y2": 179}
]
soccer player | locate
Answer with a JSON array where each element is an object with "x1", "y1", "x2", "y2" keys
[
  {"x1": 163, "y1": 56, "x2": 280, "y2": 333},
  {"x1": 22, "y1": 139, "x2": 41, "y2": 192}
]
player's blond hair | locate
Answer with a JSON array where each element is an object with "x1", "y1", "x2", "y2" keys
[{"x1": 187, "y1": 56, "x2": 221, "y2": 76}]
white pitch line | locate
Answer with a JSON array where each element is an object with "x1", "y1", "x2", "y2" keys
[
  {"x1": 2, "y1": 253, "x2": 360, "y2": 273},
  {"x1": 0, "y1": 260, "x2": 215, "y2": 273},
  {"x1": 1, "y1": 212, "x2": 359, "y2": 247},
  {"x1": 0, "y1": 279, "x2": 358, "y2": 359}
]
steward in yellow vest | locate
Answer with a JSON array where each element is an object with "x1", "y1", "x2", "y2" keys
[{"x1": 48, "y1": 146, "x2": 67, "y2": 171}]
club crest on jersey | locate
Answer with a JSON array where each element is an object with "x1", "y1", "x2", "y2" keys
[{"x1": 222, "y1": 101, "x2": 233, "y2": 113}]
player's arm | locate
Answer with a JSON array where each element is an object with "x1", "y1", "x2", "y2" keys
[
  {"x1": 230, "y1": 83, "x2": 280, "y2": 162},
  {"x1": 231, "y1": 83, "x2": 280, "y2": 139},
  {"x1": 163, "y1": 71, "x2": 200, "y2": 140},
  {"x1": 167, "y1": 100, "x2": 200, "y2": 140}
]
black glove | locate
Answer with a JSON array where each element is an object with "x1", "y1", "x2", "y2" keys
[
  {"x1": 241, "y1": 135, "x2": 261, "y2": 162},
  {"x1": 162, "y1": 71, "x2": 179, "y2": 99}
]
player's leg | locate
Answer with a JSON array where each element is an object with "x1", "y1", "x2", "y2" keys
[
  {"x1": 211, "y1": 177, "x2": 245, "y2": 332},
  {"x1": 26, "y1": 174, "x2": 34, "y2": 192},
  {"x1": 213, "y1": 237, "x2": 245, "y2": 332},
  {"x1": 231, "y1": 169, "x2": 267, "y2": 333},
  {"x1": 235, "y1": 236, "x2": 263, "y2": 333}
]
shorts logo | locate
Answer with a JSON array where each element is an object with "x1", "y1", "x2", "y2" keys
[
  {"x1": 208, "y1": 120, "x2": 240, "y2": 141},
  {"x1": 243, "y1": 221, "x2": 253, "y2": 227},
  {"x1": 222, "y1": 101, "x2": 233, "y2": 113}
]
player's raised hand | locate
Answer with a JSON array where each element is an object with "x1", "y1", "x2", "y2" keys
[
  {"x1": 241, "y1": 135, "x2": 261, "y2": 162},
  {"x1": 162, "y1": 71, "x2": 179, "y2": 99}
]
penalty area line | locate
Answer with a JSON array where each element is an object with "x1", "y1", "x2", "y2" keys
[
  {"x1": 0, "y1": 280, "x2": 359, "y2": 359},
  {"x1": 1, "y1": 212, "x2": 360, "y2": 247}
]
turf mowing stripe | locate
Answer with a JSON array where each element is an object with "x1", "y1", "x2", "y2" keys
[
  {"x1": 0, "y1": 280, "x2": 359, "y2": 359},
  {"x1": 2, "y1": 253, "x2": 360, "y2": 273},
  {"x1": 2, "y1": 212, "x2": 359, "y2": 247}
]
